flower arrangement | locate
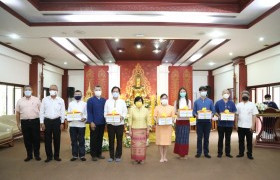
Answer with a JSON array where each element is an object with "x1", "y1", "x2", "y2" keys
[
  {"x1": 85, "y1": 137, "x2": 109, "y2": 154},
  {"x1": 256, "y1": 103, "x2": 268, "y2": 113},
  {"x1": 124, "y1": 136, "x2": 131, "y2": 148}
]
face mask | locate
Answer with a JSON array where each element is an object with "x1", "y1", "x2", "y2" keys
[
  {"x1": 49, "y1": 90, "x2": 57, "y2": 96},
  {"x1": 74, "y1": 96, "x2": 82, "y2": 101},
  {"x1": 135, "y1": 102, "x2": 143, "y2": 108},
  {"x1": 112, "y1": 92, "x2": 119, "y2": 98},
  {"x1": 223, "y1": 94, "x2": 230, "y2": 99},
  {"x1": 95, "y1": 91, "x2": 102, "y2": 97},
  {"x1": 200, "y1": 91, "x2": 207, "y2": 97},
  {"x1": 180, "y1": 92, "x2": 186, "y2": 98},
  {"x1": 161, "y1": 99, "x2": 168, "y2": 106},
  {"x1": 242, "y1": 96, "x2": 249, "y2": 101},
  {"x1": 24, "y1": 90, "x2": 32, "y2": 97}
]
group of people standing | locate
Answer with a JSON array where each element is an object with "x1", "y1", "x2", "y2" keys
[{"x1": 16, "y1": 83, "x2": 276, "y2": 164}]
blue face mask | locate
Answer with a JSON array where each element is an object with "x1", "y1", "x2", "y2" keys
[
  {"x1": 180, "y1": 92, "x2": 186, "y2": 97},
  {"x1": 74, "y1": 96, "x2": 82, "y2": 100}
]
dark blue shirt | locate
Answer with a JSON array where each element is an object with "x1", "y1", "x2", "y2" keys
[
  {"x1": 215, "y1": 99, "x2": 237, "y2": 127},
  {"x1": 87, "y1": 96, "x2": 106, "y2": 125},
  {"x1": 193, "y1": 97, "x2": 215, "y2": 123},
  {"x1": 263, "y1": 101, "x2": 279, "y2": 110}
]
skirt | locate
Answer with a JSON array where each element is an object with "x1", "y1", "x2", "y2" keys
[
  {"x1": 156, "y1": 125, "x2": 172, "y2": 146},
  {"x1": 131, "y1": 128, "x2": 147, "y2": 161},
  {"x1": 174, "y1": 119, "x2": 190, "y2": 157}
]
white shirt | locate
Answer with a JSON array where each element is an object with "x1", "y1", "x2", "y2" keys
[
  {"x1": 40, "y1": 96, "x2": 66, "y2": 123},
  {"x1": 236, "y1": 101, "x2": 258, "y2": 128},
  {"x1": 174, "y1": 98, "x2": 192, "y2": 110},
  {"x1": 104, "y1": 98, "x2": 128, "y2": 126},
  {"x1": 68, "y1": 100, "x2": 87, "y2": 128}
]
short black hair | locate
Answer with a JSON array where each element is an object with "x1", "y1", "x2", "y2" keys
[
  {"x1": 24, "y1": 85, "x2": 32, "y2": 89},
  {"x1": 160, "y1": 93, "x2": 168, "y2": 99},
  {"x1": 264, "y1": 94, "x2": 271, "y2": 99},
  {"x1": 199, "y1": 86, "x2": 207, "y2": 91},
  {"x1": 134, "y1": 96, "x2": 144, "y2": 104},
  {"x1": 111, "y1": 86, "x2": 121, "y2": 93},
  {"x1": 75, "y1": 90, "x2": 81, "y2": 93}
]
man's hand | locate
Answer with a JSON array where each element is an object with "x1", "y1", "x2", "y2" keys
[
  {"x1": 90, "y1": 122, "x2": 96, "y2": 130},
  {"x1": 60, "y1": 124, "x2": 64, "y2": 130},
  {"x1": 40, "y1": 123, "x2": 45, "y2": 131},
  {"x1": 250, "y1": 125, "x2": 255, "y2": 132}
]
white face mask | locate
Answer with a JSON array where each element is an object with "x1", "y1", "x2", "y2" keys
[
  {"x1": 200, "y1": 91, "x2": 207, "y2": 97},
  {"x1": 161, "y1": 99, "x2": 168, "y2": 106},
  {"x1": 24, "y1": 90, "x2": 32, "y2": 97},
  {"x1": 95, "y1": 90, "x2": 102, "y2": 97},
  {"x1": 49, "y1": 90, "x2": 57, "y2": 96},
  {"x1": 223, "y1": 94, "x2": 230, "y2": 99},
  {"x1": 112, "y1": 92, "x2": 119, "y2": 98}
]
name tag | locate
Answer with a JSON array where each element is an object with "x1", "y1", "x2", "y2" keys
[
  {"x1": 158, "y1": 117, "x2": 173, "y2": 125},
  {"x1": 220, "y1": 113, "x2": 235, "y2": 121}
]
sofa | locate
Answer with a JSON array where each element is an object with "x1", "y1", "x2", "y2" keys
[
  {"x1": 0, "y1": 115, "x2": 22, "y2": 138},
  {"x1": 0, "y1": 122, "x2": 14, "y2": 147}
]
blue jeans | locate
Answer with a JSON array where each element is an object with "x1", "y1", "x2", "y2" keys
[
  {"x1": 196, "y1": 122, "x2": 211, "y2": 155},
  {"x1": 69, "y1": 127, "x2": 86, "y2": 158}
]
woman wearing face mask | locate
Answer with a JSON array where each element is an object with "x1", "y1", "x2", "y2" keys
[
  {"x1": 214, "y1": 89, "x2": 237, "y2": 158},
  {"x1": 173, "y1": 88, "x2": 192, "y2": 159},
  {"x1": 154, "y1": 94, "x2": 175, "y2": 162},
  {"x1": 128, "y1": 96, "x2": 149, "y2": 164}
]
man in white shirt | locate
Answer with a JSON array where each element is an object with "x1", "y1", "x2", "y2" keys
[
  {"x1": 104, "y1": 86, "x2": 127, "y2": 162},
  {"x1": 236, "y1": 90, "x2": 258, "y2": 160},
  {"x1": 68, "y1": 90, "x2": 87, "y2": 161},
  {"x1": 40, "y1": 84, "x2": 65, "y2": 162}
]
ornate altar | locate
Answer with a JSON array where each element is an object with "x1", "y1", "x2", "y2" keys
[{"x1": 255, "y1": 108, "x2": 280, "y2": 149}]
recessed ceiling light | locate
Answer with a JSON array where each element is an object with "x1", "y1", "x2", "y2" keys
[
  {"x1": 159, "y1": 39, "x2": 165, "y2": 43},
  {"x1": 189, "y1": 53, "x2": 203, "y2": 62},
  {"x1": 115, "y1": 38, "x2": 119, "y2": 42},
  {"x1": 52, "y1": 37, "x2": 75, "y2": 51},
  {"x1": 136, "y1": 43, "x2": 142, "y2": 49},
  {"x1": 109, "y1": 60, "x2": 112, "y2": 63},
  {"x1": 229, "y1": 52, "x2": 233, "y2": 56},
  {"x1": 259, "y1": 37, "x2": 264, "y2": 42},
  {"x1": 76, "y1": 53, "x2": 89, "y2": 62},
  {"x1": 154, "y1": 43, "x2": 160, "y2": 49},
  {"x1": 208, "y1": 62, "x2": 215, "y2": 66},
  {"x1": 165, "y1": 61, "x2": 168, "y2": 63},
  {"x1": 8, "y1": 33, "x2": 20, "y2": 39},
  {"x1": 153, "y1": 49, "x2": 161, "y2": 54},
  {"x1": 117, "y1": 48, "x2": 125, "y2": 53},
  {"x1": 64, "y1": 62, "x2": 68, "y2": 65}
]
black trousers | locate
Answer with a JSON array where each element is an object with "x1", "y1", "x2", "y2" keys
[
  {"x1": 217, "y1": 126, "x2": 233, "y2": 156},
  {"x1": 238, "y1": 127, "x2": 253, "y2": 157},
  {"x1": 70, "y1": 127, "x2": 86, "y2": 158},
  {"x1": 21, "y1": 118, "x2": 40, "y2": 158},
  {"x1": 107, "y1": 124, "x2": 124, "y2": 159},
  {"x1": 196, "y1": 122, "x2": 211, "y2": 155},
  {"x1": 44, "y1": 118, "x2": 61, "y2": 159},
  {"x1": 90, "y1": 124, "x2": 105, "y2": 158}
]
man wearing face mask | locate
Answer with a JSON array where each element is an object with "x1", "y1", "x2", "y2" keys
[
  {"x1": 68, "y1": 90, "x2": 87, "y2": 161},
  {"x1": 214, "y1": 89, "x2": 237, "y2": 158},
  {"x1": 104, "y1": 86, "x2": 127, "y2": 162},
  {"x1": 16, "y1": 85, "x2": 41, "y2": 161},
  {"x1": 193, "y1": 86, "x2": 215, "y2": 158},
  {"x1": 40, "y1": 84, "x2": 65, "y2": 162},
  {"x1": 236, "y1": 90, "x2": 258, "y2": 160},
  {"x1": 87, "y1": 85, "x2": 106, "y2": 161},
  {"x1": 263, "y1": 94, "x2": 278, "y2": 109}
]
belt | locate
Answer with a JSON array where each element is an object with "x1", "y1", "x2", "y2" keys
[
  {"x1": 21, "y1": 118, "x2": 39, "y2": 121},
  {"x1": 45, "y1": 117, "x2": 60, "y2": 120}
]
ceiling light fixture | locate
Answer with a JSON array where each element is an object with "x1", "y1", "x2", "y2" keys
[
  {"x1": 8, "y1": 33, "x2": 20, "y2": 39},
  {"x1": 52, "y1": 37, "x2": 75, "y2": 51},
  {"x1": 208, "y1": 62, "x2": 215, "y2": 66},
  {"x1": 115, "y1": 38, "x2": 119, "y2": 42},
  {"x1": 109, "y1": 60, "x2": 112, "y2": 63},
  {"x1": 159, "y1": 39, "x2": 165, "y2": 43},
  {"x1": 153, "y1": 49, "x2": 161, "y2": 54},
  {"x1": 154, "y1": 43, "x2": 160, "y2": 49},
  {"x1": 229, "y1": 52, "x2": 233, "y2": 56},
  {"x1": 189, "y1": 53, "x2": 203, "y2": 62},
  {"x1": 209, "y1": 39, "x2": 225, "y2": 45},
  {"x1": 117, "y1": 48, "x2": 125, "y2": 53},
  {"x1": 76, "y1": 53, "x2": 89, "y2": 62},
  {"x1": 136, "y1": 43, "x2": 142, "y2": 49},
  {"x1": 259, "y1": 37, "x2": 264, "y2": 42},
  {"x1": 64, "y1": 62, "x2": 68, "y2": 65}
]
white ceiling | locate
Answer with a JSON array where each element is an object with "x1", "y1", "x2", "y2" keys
[{"x1": 0, "y1": 0, "x2": 279, "y2": 70}]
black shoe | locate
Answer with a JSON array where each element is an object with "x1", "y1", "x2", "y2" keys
[
  {"x1": 98, "y1": 155, "x2": 105, "y2": 159},
  {"x1": 195, "y1": 154, "x2": 201, "y2": 158},
  {"x1": 226, "y1": 154, "x2": 233, "y2": 158},
  {"x1": 217, "y1": 154, "x2": 222, "y2": 158},
  {"x1": 247, "y1": 156, "x2": 254, "y2": 160},
  {"x1": 92, "y1": 157, "x2": 98, "y2": 161},
  {"x1": 70, "y1": 157, "x2": 78, "y2": 161},
  {"x1": 80, "y1": 157, "x2": 86, "y2": 161},
  {"x1": 45, "y1": 158, "x2": 52, "y2": 163},
  {"x1": 35, "y1": 157, "x2": 41, "y2": 161},
  {"x1": 236, "y1": 154, "x2": 244, "y2": 158},
  {"x1": 204, "y1": 154, "x2": 211, "y2": 158},
  {"x1": 54, "y1": 157, "x2": 62, "y2": 161},
  {"x1": 24, "y1": 157, "x2": 33, "y2": 162}
]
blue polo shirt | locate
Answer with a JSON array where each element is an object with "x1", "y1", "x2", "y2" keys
[
  {"x1": 193, "y1": 97, "x2": 215, "y2": 123},
  {"x1": 215, "y1": 99, "x2": 237, "y2": 127},
  {"x1": 87, "y1": 96, "x2": 106, "y2": 125}
]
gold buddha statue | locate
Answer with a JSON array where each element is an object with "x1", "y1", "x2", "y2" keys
[{"x1": 129, "y1": 76, "x2": 147, "y2": 101}]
